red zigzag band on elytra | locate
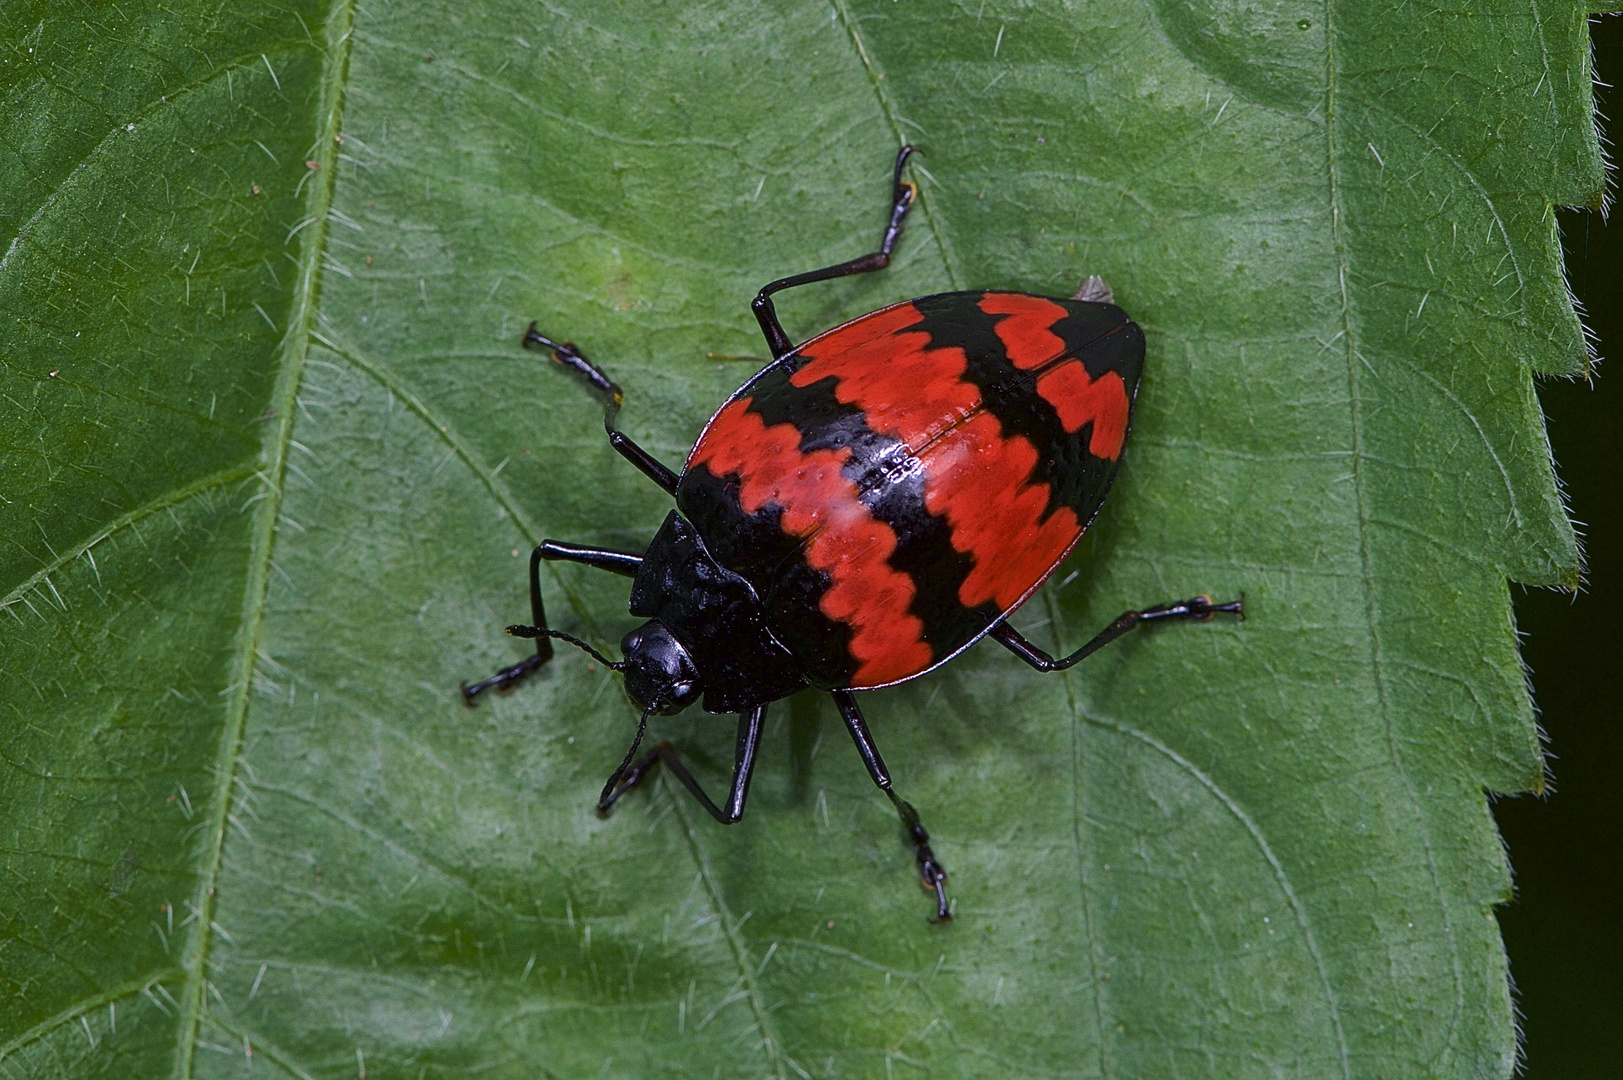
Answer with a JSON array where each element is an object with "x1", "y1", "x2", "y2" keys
[{"x1": 687, "y1": 398, "x2": 933, "y2": 687}]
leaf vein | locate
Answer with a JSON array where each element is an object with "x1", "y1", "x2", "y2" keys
[
  {"x1": 1, "y1": 465, "x2": 254, "y2": 611},
  {"x1": 828, "y1": 0, "x2": 961, "y2": 290},
  {"x1": 0, "y1": 969, "x2": 184, "y2": 1063},
  {"x1": 1325, "y1": 4, "x2": 1461, "y2": 1072},
  {"x1": 312, "y1": 330, "x2": 607, "y2": 642},
  {"x1": 669, "y1": 794, "x2": 806, "y2": 1080}
]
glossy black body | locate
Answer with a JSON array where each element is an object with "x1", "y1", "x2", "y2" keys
[
  {"x1": 460, "y1": 147, "x2": 1241, "y2": 922},
  {"x1": 627, "y1": 511, "x2": 806, "y2": 714}
]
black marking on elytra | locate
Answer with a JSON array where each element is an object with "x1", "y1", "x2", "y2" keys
[
  {"x1": 726, "y1": 368, "x2": 990, "y2": 668},
  {"x1": 769, "y1": 368, "x2": 997, "y2": 658},
  {"x1": 1051, "y1": 302, "x2": 1139, "y2": 381},
  {"x1": 676, "y1": 459, "x2": 858, "y2": 690},
  {"x1": 676, "y1": 461, "x2": 803, "y2": 593},
  {"x1": 860, "y1": 454, "x2": 1005, "y2": 658},
  {"x1": 909, "y1": 293, "x2": 1138, "y2": 529},
  {"x1": 762, "y1": 556, "x2": 859, "y2": 689},
  {"x1": 908, "y1": 294, "x2": 1089, "y2": 521},
  {"x1": 746, "y1": 364, "x2": 885, "y2": 473}
]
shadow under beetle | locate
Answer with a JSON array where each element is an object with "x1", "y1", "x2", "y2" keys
[{"x1": 463, "y1": 147, "x2": 1242, "y2": 921}]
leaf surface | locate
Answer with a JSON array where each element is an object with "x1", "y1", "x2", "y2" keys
[{"x1": 0, "y1": 1, "x2": 1603, "y2": 1076}]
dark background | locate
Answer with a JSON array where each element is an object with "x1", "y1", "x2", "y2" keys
[{"x1": 1493, "y1": 13, "x2": 1621, "y2": 1078}]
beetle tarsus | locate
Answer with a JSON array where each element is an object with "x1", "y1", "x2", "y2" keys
[
  {"x1": 598, "y1": 744, "x2": 666, "y2": 815},
  {"x1": 923, "y1": 861, "x2": 951, "y2": 923},
  {"x1": 523, "y1": 322, "x2": 622, "y2": 405},
  {"x1": 749, "y1": 145, "x2": 920, "y2": 359},
  {"x1": 1139, "y1": 594, "x2": 1245, "y2": 624},
  {"x1": 907, "y1": 818, "x2": 952, "y2": 922},
  {"x1": 459, "y1": 652, "x2": 546, "y2": 705},
  {"x1": 521, "y1": 323, "x2": 680, "y2": 493}
]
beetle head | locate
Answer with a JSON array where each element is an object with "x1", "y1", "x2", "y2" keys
[{"x1": 619, "y1": 620, "x2": 702, "y2": 715}]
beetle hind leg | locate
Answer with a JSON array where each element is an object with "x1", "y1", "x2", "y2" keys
[
  {"x1": 833, "y1": 690, "x2": 951, "y2": 922},
  {"x1": 889, "y1": 791, "x2": 951, "y2": 921},
  {"x1": 991, "y1": 593, "x2": 1245, "y2": 673}
]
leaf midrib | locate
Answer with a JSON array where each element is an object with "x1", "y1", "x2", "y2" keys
[{"x1": 169, "y1": 2, "x2": 359, "y2": 1075}]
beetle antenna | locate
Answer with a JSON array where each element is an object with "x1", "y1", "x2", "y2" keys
[
  {"x1": 598, "y1": 688, "x2": 666, "y2": 807},
  {"x1": 506, "y1": 624, "x2": 625, "y2": 670}
]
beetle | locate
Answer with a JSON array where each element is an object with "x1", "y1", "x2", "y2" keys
[{"x1": 463, "y1": 147, "x2": 1242, "y2": 920}]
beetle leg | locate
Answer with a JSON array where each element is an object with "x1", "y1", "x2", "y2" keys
[
  {"x1": 532, "y1": 539, "x2": 643, "y2": 578},
  {"x1": 991, "y1": 594, "x2": 1245, "y2": 672},
  {"x1": 460, "y1": 541, "x2": 644, "y2": 704},
  {"x1": 598, "y1": 706, "x2": 766, "y2": 824},
  {"x1": 832, "y1": 690, "x2": 951, "y2": 922},
  {"x1": 522, "y1": 324, "x2": 680, "y2": 494},
  {"x1": 751, "y1": 146, "x2": 920, "y2": 359}
]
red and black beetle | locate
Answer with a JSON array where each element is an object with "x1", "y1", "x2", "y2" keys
[{"x1": 463, "y1": 148, "x2": 1241, "y2": 920}]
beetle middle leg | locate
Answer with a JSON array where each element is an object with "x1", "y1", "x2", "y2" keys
[
  {"x1": 599, "y1": 705, "x2": 767, "y2": 824},
  {"x1": 522, "y1": 323, "x2": 680, "y2": 494},
  {"x1": 460, "y1": 540, "x2": 644, "y2": 703},
  {"x1": 832, "y1": 690, "x2": 950, "y2": 922},
  {"x1": 750, "y1": 146, "x2": 919, "y2": 359}
]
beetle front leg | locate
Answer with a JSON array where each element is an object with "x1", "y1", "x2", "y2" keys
[
  {"x1": 460, "y1": 541, "x2": 644, "y2": 703},
  {"x1": 599, "y1": 706, "x2": 766, "y2": 824}
]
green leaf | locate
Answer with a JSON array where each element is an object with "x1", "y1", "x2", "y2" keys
[{"x1": 0, "y1": 1, "x2": 1602, "y2": 1076}]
